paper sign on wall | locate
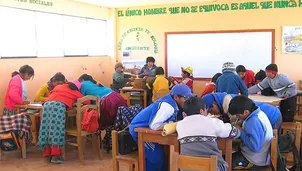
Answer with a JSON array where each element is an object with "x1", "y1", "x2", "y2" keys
[{"x1": 282, "y1": 26, "x2": 302, "y2": 54}]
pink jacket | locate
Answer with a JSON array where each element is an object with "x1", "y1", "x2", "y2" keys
[{"x1": 4, "y1": 75, "x2": 24, "y2": 110}]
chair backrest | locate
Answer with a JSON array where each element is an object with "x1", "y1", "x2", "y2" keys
[
  {"x1": 281, "y1": 122, "x2": 301, "y2": 154},
  {"x1": 299, "y1": 80, "x2": 302, "y2": 90},
  {"x1": 270, "y1": 129, "x2": 278, "y2": 171},
  {"x1": 177, "y1": 154, "x2": 217, "y2": 171},
  {"x1": 153, "y1": 89, "x2": 170, "y2": 101},
  {"x1": 76, "y1": 95, "x2": 100, "y2": 134},
  {"x1": 120, "y1": 93, "x2": 131, "y2": 106}
]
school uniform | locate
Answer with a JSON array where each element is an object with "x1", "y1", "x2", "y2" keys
[
  {"x1": 129, "y1": 94, "x2": 179, "y2": 171},
  {"x1": 177, "y1": 114, "x2": 240, "y2": 171},
  {"x1": 255, "y1": 102, "x2": 282, "y2": 131},
  {"x1": 249, "y1": 74, "x2": 297, "y2": 122},
  {"x1": 144, "y1": 75, "x2": 173, "y2": 102},
  {"x1": 232, "y1": 108, "x2": 273, "y2": 169}
]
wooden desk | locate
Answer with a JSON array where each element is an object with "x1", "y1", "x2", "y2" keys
[
  {"x1": 120, "y1": 87, "x2": 148, "y2": 108},
  {"x1": 135, "y1": 128, "x2": 232, "y2": 171},
  {"x1": 16, "y1": 104, "x2": 42, "y2": 144},
  {"x1": 249, "y1": 94, "x2": 282, "y2": 106}
]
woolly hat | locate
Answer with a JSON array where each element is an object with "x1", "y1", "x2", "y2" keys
[
  {"x1": 265, "y1": 64, "x2": 278, "y2": 74},
  {"x1": 222, "y1": 62, "x2": 236, "y2": 72},
  {"x1": 72, "y1": 80, "x2": 82, "y2": 90}
]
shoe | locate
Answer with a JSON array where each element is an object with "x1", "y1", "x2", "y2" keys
[{"x1": 50, "y1": 156, "x2": 64, "y2": 164}]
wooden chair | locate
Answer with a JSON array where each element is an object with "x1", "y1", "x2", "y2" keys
[
  {"x1": 281, "y1": 122, "x2": 301, "y2": 167},
  {"x1": 295, "y1": 80, "x2": 302, "y2": 118},
  {"x1": 112, "y1": 130, "x2": 138, "y2": 171},
  {"x1": 0, "y1": 132, "x2": 27, "y2": 161},
  {"x1": 65, "y1": 95, "x2": 102, "y2": 163},
  {"x1": 153, "y1": 89, "x2": 170, "y2": 101},
  {"x1": 177, "y1": 154, "x2": 217, "y2": 171},
  {"x1": 120, "y1": 93, "x2": 131, "y2": 106}
]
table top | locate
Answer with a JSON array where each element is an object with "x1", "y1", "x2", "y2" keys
[
  {"x1": 135, "y1": 127, "x2": 177, "y2": 136},
  {"x1": 248, "y1": 94, "x2": 282, "y2": 103},
  {"x1": 15, "y1": 103, "x2": 43, "y2": 109},
  {"x1": 297, "y1": 90, "x2": 302, "y2": 95},
  {"x1": 120, "y1": 87, "x2": 146, "y2": 91}
]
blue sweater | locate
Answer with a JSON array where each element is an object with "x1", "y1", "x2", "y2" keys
[
  {"x1": 216, "y1": 71, "x2": 248, "y2": 96},
  {"x1": 254, "y1": 102, "x2": 281, "y2": 126},
  {"x1": 129, "y1": 94, "x2": 179, "y2": 141},
  {"x1": 80, "y1": 81, "x2": 113, "y2": 100},
  {"x1": 240, "y1": 107, "x2": 273, "y2": 166}
]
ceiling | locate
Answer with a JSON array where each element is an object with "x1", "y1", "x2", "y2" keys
[{"x1": 74, "y1": 0, "x2": 216, "y2": 8}]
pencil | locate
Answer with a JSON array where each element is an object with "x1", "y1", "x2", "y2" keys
[{"x1": 234, "y1": 119, "x2": 239, "y2": 126}]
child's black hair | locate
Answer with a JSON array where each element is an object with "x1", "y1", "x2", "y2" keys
[
  {"x1": 211, "y1": 73, "x2": 222, "y2": 83},
  {"x1": 236, "y1": 65, "x2": 246, "y2": 73},
  {"x1": 182, "y1": 71, "x2": 191, "y2": 76},
  {"x1": 67, "y1": 82, "x2": 79, "y2": 91},
  {"x1": 255, "y1": 70, "x2": 266, "y2": 81},
  {"x1": 155, "y1": 67, "x2": 165, "y2": 75},
  {"x1": 12, "y1": 65, "x2": 35, "y2": 78},
  {"x1": 146, "y1": 56, "x2": 155, "y2": 63},
  {"x1": 265, "y1": 64, "x2": 278, "y2": 72},
  {"x1": 50, "y1": 73, "x2": 65, "y2": 82},
  {"x1": 228, "y1": 95, "x2": 257, "y2": 115},
  {"x1": 183, "y1": 97, "x2": 206, "y2": 116},
  {"x1": 78, "y1": 74, "x2": 97, "y2": 84}
]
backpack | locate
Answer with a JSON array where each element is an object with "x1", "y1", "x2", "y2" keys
[
  {"x1": 277, "y1": 131, "x2": 302, "y2": 171},
  {"x1": 118, "y1": 127, "x2": 137, "y2": 155},
  {"x1": 0, "y1": 131, "x2": 22, "y2": 151},
  {"x1": 81, "y1": 108, "x2": 99, "y2": 132}
]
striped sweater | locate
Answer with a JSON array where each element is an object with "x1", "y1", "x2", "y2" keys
[{"x1": 248, "y1": 74, "x2": 297, "y2": 98}]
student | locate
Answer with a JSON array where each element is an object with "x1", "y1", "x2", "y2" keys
[
  {"x1": 236, "y1": 65, "x2": 255, "y2": 88},
  {"x1": 254, "y1": 70, "x2": 276, "y2": 96},
  {"x1": 3, "y1": 65, "x2": 34, "y2": 116},
  {"x1": 216, "y1": 62, "x2": 248, "y2": 96},
  {"x1": 203, "y1": 93, "x2": 282, "y2": 130},
  {"x1": 177, "y1": 97, "x2": 240, "y2": 171},
  {"x1": 35, "y1": 72, "x2": 66, "y2": 102},
  {"x1": 249, "y1": 64, "x2": 298, "y2": 122},
  {"x1": 138, "y1": 56, "x2": 157, "y2": 78},
  {"x1": 143, "y1": 67, "x2": 173, "y2": 102},
  {"x1": 229, "y1": 95, "x2": 273, "y2": 170},
  {"x1": 79, "y1": 74, "x2": 127, "y2": 128},
  {"x1": 38, "y1": 81, "x2": 84, "y2": 164},
  {"x1": 200, "y1": 73, "x2": 222, "y2": 97},
  {"x1": 129, "y1": 84, "x2": 194, "y2": 171},
  {"x1": 170, "y1": 66, "x2": 194, "y2": 90},
  {"x1": 202, "y1": 92, "x2": 237, "y2": 123},
  {"x1": 112, "y1": 62, "x2": 135, "y2": 92}
]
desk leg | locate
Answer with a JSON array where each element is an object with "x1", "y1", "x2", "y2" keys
[
  {"x1": 170, "y1": 146, "x2": 178, "y2": 171},
  {"x1": 30, "y1": 115, "x2": 37, "y2": 144},
  {"x1": 21, "y1": 136, "x2": 26, "y2": 159},
  {"x1": 138, "y1": 132, "x2": 145, "y2": 171},
  {"x1": 225, "y1": 139, "x2": 232, "y2": 171},
  {"x1": 143, "y1": 90, "x2": 147, "y2": 108}
]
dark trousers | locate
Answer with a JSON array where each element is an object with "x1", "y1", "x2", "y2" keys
[
  {"x1": 232, "y1": 151, "x2": 268, "y2": 170},
  {"x1": 280, "y1": 95, "x2": 297, "y2": 122}
]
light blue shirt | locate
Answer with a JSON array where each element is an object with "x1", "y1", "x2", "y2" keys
[
  {"x1": 80, "y1": 81, "x2": 113, "y2": 100},
  {"x1": 21, "y1": 79, "x2": 27, "y2": 100}
]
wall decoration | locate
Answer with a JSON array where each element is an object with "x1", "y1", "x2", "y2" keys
[
  {"x1": 282, "y1": 26, "x2": 302, "y2": 54},
  {"x1": 118, "y1": 27, "x2": 158, "y2": 58},
  {"x1": 117, "y1": 0, "x2": 302, "y2": 17}
]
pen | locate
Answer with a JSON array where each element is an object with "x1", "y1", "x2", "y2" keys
[{"x1": 234, "y1": 118, "x2": 239, "y2": 126}]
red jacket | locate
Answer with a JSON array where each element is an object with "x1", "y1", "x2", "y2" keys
[
  {"x1": 200, "y1": 83, "x2": 216, "y2": 97},
  {"x1": 47, "y1": 84, "x2": 84, "y2": 109},
  {"x1": 4, "y1": 75, "x2": 24, "y2": 110},
  {"x1": 243, "y1": 70, "x2": 255, "y2": 88},
  {"x1": 171, "y1": 76, "x2": 193, "y2": 90}
]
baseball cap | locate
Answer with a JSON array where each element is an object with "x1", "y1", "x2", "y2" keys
[{"x1": 170, "y1": 84, "x2": 194, "y2": 98}]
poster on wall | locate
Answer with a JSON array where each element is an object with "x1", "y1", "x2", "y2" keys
[
  {"x1": 122, "y1": 60, "x2": 145, "y2": 74},
  {"x1": 282, "y1": 26, "x2": 302, "y2": 54}
]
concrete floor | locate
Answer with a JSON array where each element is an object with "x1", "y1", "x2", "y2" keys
[{"x1": 0, "y1": 145, "x2": 128, "y2": 171}]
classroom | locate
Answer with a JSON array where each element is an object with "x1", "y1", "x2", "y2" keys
[{"x1": 0, "y1": 0, "x2": 302, "y2": 170}]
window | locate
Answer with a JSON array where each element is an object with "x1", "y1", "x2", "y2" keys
[
  {"x1": 36, "y1": 12, "x2": 64, "y2": 57},
  {"x1": 0, "y1": 7, "x2": 37, "y2": 57},
  {"x1": 0, "y1": 6, "x2": 107, "y2": 58},
  {"x1": 87, "y1": 19, "x2": 107, "y2": 56}
]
